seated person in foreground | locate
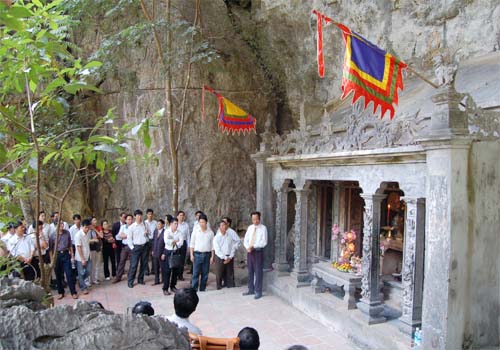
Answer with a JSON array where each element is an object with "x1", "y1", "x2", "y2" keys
[
  {"x1": 166, "y1": 288, "x2": 202, "y2": 335},
  {"x1": 237, "y1": 327, "x2": 260, "y2": 350}
]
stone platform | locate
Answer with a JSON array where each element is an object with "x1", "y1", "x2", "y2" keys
[{"x1": 266, "y1": 271, "x2": 411, "y2": 350}]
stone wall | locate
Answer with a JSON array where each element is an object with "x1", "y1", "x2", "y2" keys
[{"x1": 467, "y1": 140, "x2": 500, "y2": 348}]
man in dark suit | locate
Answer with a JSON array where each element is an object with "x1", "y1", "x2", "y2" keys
[
  {"x1": 151, "y1": 219, "x2": 166, "y2": 285},
  {"x1": 111, "y1": 212, "x2": 126, "y2": 266}
]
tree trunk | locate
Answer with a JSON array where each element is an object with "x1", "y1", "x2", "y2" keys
[{"x1": 165, "y1": 0, "x2": 178, "y2": 214}]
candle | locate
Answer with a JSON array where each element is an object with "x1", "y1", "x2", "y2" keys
[{"x1": 387, "y1": 204, "x2": 391, "y2": 225}]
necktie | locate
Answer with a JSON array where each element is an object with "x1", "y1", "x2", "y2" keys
[{"x1": 249, "y1": 226, "x2": 257, "y2": 248}]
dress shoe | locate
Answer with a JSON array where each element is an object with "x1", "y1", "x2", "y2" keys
[
  {"x1": 72, "y1": 294, "x2": 78, "y2": 299},
  {"x1": 254, "y1": 293, "x2": 262, "y2": 300},
  {"x1": 145, "y1": 272, "x2": 150, "y2": 276},
  {"x1": 163, "y1": 290, "x2": 171, "y2": 296},
  {"x1": 151, "y1": 282, "x2": 161, "y2": 286},
  {"x1": 242, "y1": 291, "x2": 255, "y2": 296},
  {"x1": 170, "y1": 286, "x2": 177, "y2": 293},
  {"x1": 138, "y1": 281, "x2": 145, "y2": 285},
  {"x1": 128, "y1": 283, "x2": 134, "y2": 288},
  {"x1": 112, "y1": 278, "x2": 121, "y2": 284},
  {"x1": 57, "y1": 294, "x2": 65, "y2": 300}
]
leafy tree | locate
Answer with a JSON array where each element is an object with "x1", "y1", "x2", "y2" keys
[{"x1": 0, "y1": 0, "x2": 150, "y2": 292}]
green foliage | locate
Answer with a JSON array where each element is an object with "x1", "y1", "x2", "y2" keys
[
  {"x1": 0, "y1": 0, "x2": 151, "y2": 225},
  {"x1": 0, "y1": 254, "x2": 22, "y2": 279}
]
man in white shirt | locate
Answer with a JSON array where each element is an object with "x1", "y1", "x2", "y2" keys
[
  {"x1": 144, "y1": 208, "x2": 157, "y2": 276},
  {"x1": 1, "y1": 222, "x2": 15, "y2": 252},
  {"x1": 69, "y1": 214, "x2": 82, "y2": 244},
  {"x1": 162, "y1": 218, "x2": 184, "y2": 295},
  {"x1": 165, "y1": 288, "x2": 202, "y2": 335},
  {"x1": 127, "y1": 209, "x2": 149, "y2": 288},
  {"x1": 214, "y1": 220, "x2": 237, "y2": 290},
  {"x1": 10, "y1": 221, "x2": 36, "y2": 281},
  {"x1": 176, "y1": 210, "x2": 190, "y2": 281},
  {"x1": 74, "y1": 219, "x2": 92, "y2": 294},
  {"x1": 113, "y1": 214, "x2": 133, "y2": 283},
  {"x1": 243, "y1": 211, "x2": 268, "y2": 300},
  {"x1": 189, "y1": 214, "x2": 214, "y2": 292}
]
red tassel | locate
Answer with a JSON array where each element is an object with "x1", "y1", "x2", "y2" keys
[{"x1": 313, "y1": 10, "x2": 325, "y2": 78}]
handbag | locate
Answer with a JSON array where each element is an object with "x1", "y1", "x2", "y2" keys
[{"x1": 168, "y1": 247, "x2": 183, "y2": 269}]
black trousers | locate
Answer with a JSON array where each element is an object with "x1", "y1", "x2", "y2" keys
[
  {"x1": 247, "y1": 249, "x2": 264, "y2": 294},
  {"x1": 55, "y1": 251, "x2": 77, "y2": 295},
  {"x1": 162, "y1": 250, "x2": 178, "y2": 291},
  {"x1": 115, "y1": 242, "x2": 122, "y2": 267},
  {"x1": 128, "y1": 244, "x2": 147, "y2": 284},
  {"x1": 177, "y1": 240, "x2": 187, "y2": 279},
  {"x1": 102, "y1": 241, "x2": 116, "y2": 278},
  {"x1": 143, "y1": 241, "x2": 152, "y2": 274},
  {"x1": 214, "y1": 256, "x2": 234, "y2": 289}
]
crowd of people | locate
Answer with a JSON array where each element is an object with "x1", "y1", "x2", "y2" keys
[
  {"x1": 0, "y1": 209, "x2": 314, "y2": 349},
  {"x1": 0, "y1": 209, "x2": 268, "y2": 301}
]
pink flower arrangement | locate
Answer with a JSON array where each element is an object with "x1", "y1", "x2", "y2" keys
[{"x1": 332, "y1": 225, "x2": 358, "y2": 265}]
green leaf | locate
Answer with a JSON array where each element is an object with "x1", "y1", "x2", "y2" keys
[
  {"x1": 9, "y1": 6, "x2": 33, "y2": 18},
  {"x1": 42, "y1": 151, "x2": 58, "y2": 165},
  {"x1": 32, "y1": 0, "x2": 43, "y2": 8},
  {"x1": 29, "y1": 80, "x2": 37, "y2": 93},
  {"x1": 44, "y1": 77, "x2": 65, "y2": 94},
  {"x1": 2, "y1": 16, "x2": 24, "y2": 32},
  {"x1": 96, "y1": 155, "x2": 105, "y2": 173},
  {"x1": 83, "y1": 61, "x2": 103, "y2": 69},
  {"x1": 51, "y1": 99, "x2": 64, "y2": 116},
  {"x1": 142, "y1": 127, "x2": 151, "y2": 149}
]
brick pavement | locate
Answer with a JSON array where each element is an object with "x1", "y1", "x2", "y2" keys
[{"x1": 55, "y1": 272, "x2": 361, "y2": 350}]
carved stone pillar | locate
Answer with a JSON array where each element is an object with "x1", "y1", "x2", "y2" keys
[
  {"x1": 399, "y1": 197, "x2": 425, "y2": 334},
  {"x1": 418, "y1": 83, "x2": 472, "y2": 350},
  {"x1": 274, "y1": 183, "x2": 291, "y2": 274},
  {"x1": 331, "y1": 181, "x2": 341, "y2": 262},
  {"x1": 357, "y1": 193, "x2": 387, "y2": 324},
  {"x1": 291, "y1": 187, "x2": 310, "y2": 286}
]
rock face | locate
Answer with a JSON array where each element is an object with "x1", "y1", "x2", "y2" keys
[{"x1": 0, "y1": 278, "x2": 189, "y2": 350}]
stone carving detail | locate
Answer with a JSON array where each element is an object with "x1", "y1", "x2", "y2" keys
[
  {"x1": 293, "y1": 192, "x2": 303, "y2": 271},
  {"x1": 361, "y1": 201, "x2": 373, "y2": 299},
  {"x1": 274, "y1": 189, "x2": 283, "y2": 263},
  {"x1": 402, "y1": 213, "x2": 417, "y2": 318},
  {"x1": 270, "y1": 102, "x2": 427, "y2": 156},
  {"x1": 464, "y1": 94, "x2": 500, "y2": 138}
]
